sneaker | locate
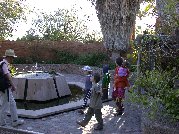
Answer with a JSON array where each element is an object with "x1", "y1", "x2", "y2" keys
[
  {"x1": 76, "y1": 121, "x2": 86, "y2": 127},
  {"x1": 115, "y1": 111, "x2": 123, "y2": 116},
  {"x1": 12, "y1": 119, "x2": 24, "y2": 127},
  {"x1": 78, "y1": 109, "x2": 84, "y2": 114}
]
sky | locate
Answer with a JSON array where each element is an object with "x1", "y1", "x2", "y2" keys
[{"x1": 9, "y1": 0, "x2": 156, "y2": 40}]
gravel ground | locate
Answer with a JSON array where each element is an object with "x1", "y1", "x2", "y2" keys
[
  {"x1": 3, "y1": 73, "x2": 142, "y2": 134},
  {"x1": 15, "y1": 101, "x2": 142, "y2": 134}
]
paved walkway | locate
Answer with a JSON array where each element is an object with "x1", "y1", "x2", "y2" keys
[{"x1": 2, "y1": 74, "x2": 142, "y2": 134}]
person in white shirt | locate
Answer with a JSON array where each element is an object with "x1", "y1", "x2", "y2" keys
[{"x1": 0, "y1": 49, "x2": 24, "y2": 127}]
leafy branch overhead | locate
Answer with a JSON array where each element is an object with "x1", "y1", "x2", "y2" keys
[
  {"x1": 0, "y1": 0, "x2": 27, "y2": 40},
  {"x1": 18, "y1": 8, "x2": 102, "y2": 43}
]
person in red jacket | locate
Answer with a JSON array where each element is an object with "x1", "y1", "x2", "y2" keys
[{"x1": 112, "y1": 57, "x2": 130, "y2": 116}]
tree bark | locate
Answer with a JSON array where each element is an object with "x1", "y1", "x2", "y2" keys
[{"x1": 94, "y1": 0, "x2": 140, "y2": 53}]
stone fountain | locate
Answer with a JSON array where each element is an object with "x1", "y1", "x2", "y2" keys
[{"x1": 12, "y1": 64, "x2": 71, "y2": 101}]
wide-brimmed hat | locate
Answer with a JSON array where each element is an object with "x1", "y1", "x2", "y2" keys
[
  {"x1": 82, "y1": 65, "x2": 92, "y2": 71},
  {"x1": 3, "y1": 49, "x2": 17, "y2": 58}
]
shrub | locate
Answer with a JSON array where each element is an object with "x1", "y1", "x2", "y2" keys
[
  {"x1": 14, "y1": 57, "x2": 32, "y2": 64},
  {"x1": 134, "y1": 34, "x2": 179, "y2": 73},
  {"x1": 129, "y1": 70, "x2": 179, "y2": 121},
  {"x1": 13, "y1": 51, "x2": 113, "y2": 69},
  {"x1": 55, "y1": 51, "x2": 78, "y2": 64},
  {"x1": 75, "y1": 53, "x2": 109, "y2": 67},
  {"x1": 54, "y1": 51, "x2": 111, "y2": 67}
]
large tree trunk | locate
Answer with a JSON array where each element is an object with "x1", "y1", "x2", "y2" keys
[{"x1": 95, "y1": 0, "x2": 140, "y2": 54}]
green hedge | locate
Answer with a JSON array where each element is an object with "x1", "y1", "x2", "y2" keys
[{"x1": 13, "y1": 51, "x2": 115, "y2": 68}]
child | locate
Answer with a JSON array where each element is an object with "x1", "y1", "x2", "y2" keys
[
  {"x1": 112, "y1": 57, "x2": 130, "y2": 116},
  {"x1": 102, "y1": 64, "x2": 110, "y2": 100},
  {"x1": 78, "y1": 66, "x2": 93, "y2": 114},
  {"x1": 76, "y1": 73, "x2": 103, "y2": 130},
  {"x1": 118, "y1": 60, "x2": 130, "y2": 88}
]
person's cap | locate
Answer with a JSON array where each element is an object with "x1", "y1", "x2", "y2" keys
[
  {"x1": 82, "y1": 66, "x2": 92, "y2": 71},
  {"x1": 3, "y1": 49, "x2": 17, "y2": 58}
]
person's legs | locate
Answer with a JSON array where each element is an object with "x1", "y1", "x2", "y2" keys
[
  {"x1": 8, "y1": 89, "x2": 24, "y2": 127},
  {"x1": 77, "y1": 107, "x2": 94, "y2": 127},
  {"x1": 8, "y1": 89, "x2": 18, "y2": 122},
  {"x1": 82, "y1": 89, "x2": 91, "y2": 108},
  {"x1": 102, "y1": 87, "x2": 108, "y2": 100},
  {"x1": 0, "y1": 90, "x2": 9, "y2": 126},
  {"x1": 114, "y1": 88, "x2": 125, "y2": 116},
  {"x1": 94, "y1": 109, "x2": 103, "y2": 130},
  {"x1": 115, "y1": 97, "x2": 123, "y2": 116},
  {"x1": 78, "y1": 90, "x2": 91, "y2": 114}
]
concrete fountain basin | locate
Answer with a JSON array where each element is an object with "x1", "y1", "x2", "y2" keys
[{"x1": 12, "y1": 72, "x2": 71, "y2": 101}]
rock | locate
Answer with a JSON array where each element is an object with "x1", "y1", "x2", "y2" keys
[
  {"x1": 27, "y1": 127, "x2": 33, "y2": 130},
  {"x1": 42, "y1": 118, "x2": 47, "y2": 121},
  {"x1": 55, "y1": 75, "x2": 71, "y2": 97},
  {"x1": 12, "y1": 78, "x2": 26, "y2": 99},
  {"x1": 26, "y1": 78, "x2": 58, "y2": 101}
]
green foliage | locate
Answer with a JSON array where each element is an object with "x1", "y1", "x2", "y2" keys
[
  {"x1": 14, "y1": 57, "x2": 26, "y2": 64},
  {"x1": 134, "y1": 34, "x2": 179, "y2": 73},
  {"x1": 55, "y1": 51, "x2": 78, "y2": 64},
  {"x1": 17, "y1": 8, "x2": 102, "y2": 43},
  {"x1": 126, "y1": 41, "x2": 138, "y2": 72},
  {"x1": 129, "y1": 70, "x2": 179, "y2": 120},
  {"x1": 157, "y1": 0, "x2": 179, "y2": 34},
  {"x1": 0, "y1": 0, "x2": 27, "y2": 39},
  {"x1": 24, "y1": 51, "x2": 110, "y2": 68},
  {"x1": 17, "y1": 28, "x2": 41, "y2": 41},
  {"x1": 137, "y1": 1, "x2": 156, "y2": 19},
  {"x1": 83, "y1": 31, "x2": 103, "y2": 43},
  {"x1": 32, "y1": 8, "x2": 89, "y2": 42},
  {"x1": 75, "y1": 53, "x2": 108, "y2": 67}
]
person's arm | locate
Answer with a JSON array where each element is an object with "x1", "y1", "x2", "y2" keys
[
  {"x1": 95, "y1": 85, "x2": 102, "y2": 95},
  {"x1": 4, "y1": 73, "x2": 16, "y2": 91}
]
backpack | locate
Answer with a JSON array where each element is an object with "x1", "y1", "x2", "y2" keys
[{"x1": 0, "y1": 62, "x2": 11, "y2": 93}]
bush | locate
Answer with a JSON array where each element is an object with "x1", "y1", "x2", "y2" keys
[
  {"x1": 55, "y1": 51, "x2": 78, "y2": 64},
  {"x1": 14, "y1": 57, "x2": 32, "y2": 64},
  {"x1": 54, "y1": 51, "x2": 111, "y2": 67},
  {"x1": 134, "y1": 34, "x2": 179, "y2": 73},
  {"x1": 129, "y1": 70, "x2": 179, "y2": 121},
  {"x1": 13, "y1": 51, "x2": 114, "y2": 69},
  {"x1": 75, "y1": 53, "x2": 109, "y2": 67}
]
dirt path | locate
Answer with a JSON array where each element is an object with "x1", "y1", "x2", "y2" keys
[{"x1": 3, "y1": 73, "x2": 142, "y2": 134}]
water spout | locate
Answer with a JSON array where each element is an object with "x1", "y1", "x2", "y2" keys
[{"x1": 35, "y1": 62, "x2": 38, "y2": 71}]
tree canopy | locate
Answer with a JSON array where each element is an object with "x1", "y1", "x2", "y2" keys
[{"x1": 0, "y1": 0, "x2": 26, "y2": 40}]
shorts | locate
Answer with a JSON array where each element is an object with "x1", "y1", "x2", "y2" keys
[{"x1": 112, "y1": 87, "x2": 125, "y2": 99}]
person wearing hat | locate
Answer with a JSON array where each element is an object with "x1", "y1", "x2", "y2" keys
[
  {"x1": 78, "y1": 65, "x2": 93, "y2": 114},
  {"x1": 0, "y1": 49, "x2": 24, "y2": 127}
]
